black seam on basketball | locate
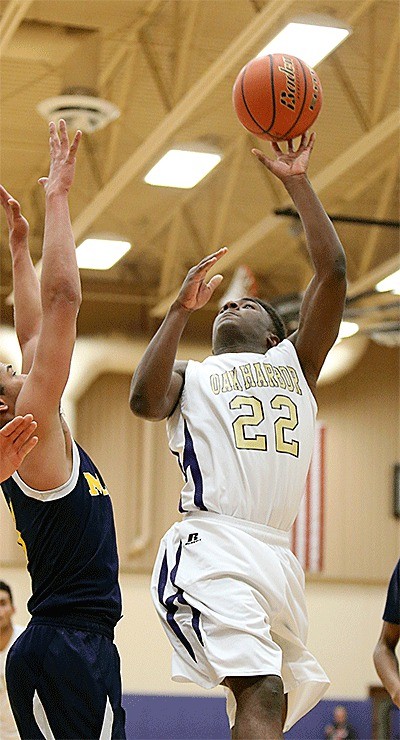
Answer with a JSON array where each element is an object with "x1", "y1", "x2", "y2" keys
[
  {"x1": 241, "y1": 63, "x2": 269, "y2": 133},
  {"x1": 264, "y1": 54, "x2": 276, "y2": 134},
  {"x1": 280, "y1": 58, "x2": 308, "y2": 139}
]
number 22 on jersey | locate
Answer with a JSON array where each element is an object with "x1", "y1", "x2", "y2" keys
[{"x1": 229, "y1": 394, "x2": 299, "y2": 456}]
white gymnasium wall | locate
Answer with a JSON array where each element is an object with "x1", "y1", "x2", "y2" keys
[{"x1": 0, "y1": 565, "x2": 390, "y2": 700}]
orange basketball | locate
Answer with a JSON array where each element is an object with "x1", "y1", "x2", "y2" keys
[{"x1": 232, "y1": 53, "x2": 323, "y2": 141}]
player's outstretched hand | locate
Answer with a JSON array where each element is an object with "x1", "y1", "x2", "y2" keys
[
  {"x1": 0, "y1": 414, "x2": 38, "y2": 482},
  {"x1": 38, "y1": 119, "x2": 82, "y2": 197},
  {"x1": 0, "y1": 185, "x2": 29, "y2": 249},
  {"x1": 175, "y1": 248, "x2": 228, "y2": 313},
  {"x1": 252, "y1": 131, "x2": 316, "y2": 183}
]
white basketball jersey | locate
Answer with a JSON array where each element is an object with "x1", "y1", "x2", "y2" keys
[{"x1": 167, "y1": 338, "x2": 317, "y2": 530}]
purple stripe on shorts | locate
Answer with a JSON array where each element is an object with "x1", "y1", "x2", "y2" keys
[{"x1": 157, "y1": 546, "x2": 197, "y2": 662}]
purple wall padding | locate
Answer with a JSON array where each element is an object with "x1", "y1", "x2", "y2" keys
[{"x1": 122, "y1": 694, "x2": 399, "y2": 739}]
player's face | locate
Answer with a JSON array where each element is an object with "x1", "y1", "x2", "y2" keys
[
  {"x1": 0, "y1": 590, "x2": 14, "y2": 631},
  {"x1": 0, "y1": 363, "x2": 27, "y2": 420},
  {"x1": 212, "y1": 298, "x2": 276, "y2": 351}
]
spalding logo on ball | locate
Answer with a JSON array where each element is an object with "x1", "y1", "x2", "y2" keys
[{"x1": 232, "y1": 53, "x2": 323, "y2": 141}]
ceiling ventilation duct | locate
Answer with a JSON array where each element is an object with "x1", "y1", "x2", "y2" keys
[
  {"x1": 37, "y1": 87, "x2": 120, "y2": 133},
  {"x1": 36, "y1": 31, "x2": 120, "y2": 133}
]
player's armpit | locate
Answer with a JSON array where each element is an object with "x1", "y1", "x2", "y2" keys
[{"x1": 289, "y1": 268, "x2": 346, "y2": 389}]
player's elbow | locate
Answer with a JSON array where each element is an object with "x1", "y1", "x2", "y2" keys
[
  {"x1": 129, "y1": 389, "x2": 162, "y2": 420},
  {"x1": 45, "y1": 284, "x2": 82, "y2": 312}
]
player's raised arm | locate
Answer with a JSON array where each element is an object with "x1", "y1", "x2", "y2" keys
[
  {"x1": 14, "y1": 120, "x2": 82, "y2": 488},
  {"x1": 252, "y1": 133, "x2": 346, "y2": 393},
  {"x1": 0, "y1": 187, "x2": 42, "y2": 374},
  {"x1": 130, "y1": 247, "x2": 227, "y2": 420}
]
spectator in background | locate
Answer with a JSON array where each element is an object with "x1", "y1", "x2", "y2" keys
[
  {"x1": 324, "y1": 704, "x2": 358, "y2": 739},
  {"x1": 373, "y1": 559, "x2": 400, "y2": 708},
  {"x1": 0, "y1": 581, "x2": 24, "y2": 740}
]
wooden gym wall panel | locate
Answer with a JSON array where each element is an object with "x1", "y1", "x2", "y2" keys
[
  {"x1": 318, "y1": 342, "x2": 399, "y2": 583},
  {"x1": 76, "y1": 373, "x2": 183, "y2": 572}
]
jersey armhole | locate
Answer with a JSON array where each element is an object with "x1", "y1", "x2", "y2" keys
[{"x1": 11, "y1": 439, "x2": 80, "y2": 501}]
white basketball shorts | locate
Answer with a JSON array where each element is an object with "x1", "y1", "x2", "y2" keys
[{"x1": 151, "y1": 510, "x2": 329, "y2": 732}]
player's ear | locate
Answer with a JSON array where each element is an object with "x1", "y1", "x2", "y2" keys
[
  {"x1": 266, "y1": 334, "x2": 279, "y2": 350},
  {"x1": 0, "y1": 398, "x2": 9, "y2": 415}
]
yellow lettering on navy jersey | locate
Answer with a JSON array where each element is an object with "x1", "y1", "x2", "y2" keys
[
  {"x1": 84, "y1": 472, "x2": 109, "y2": 497},
  {"x1": 8, "y1": 500, "x2": 28, "y2": 560}
]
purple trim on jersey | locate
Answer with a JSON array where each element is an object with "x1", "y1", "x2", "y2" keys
[
  {"x1": 171, "y1": 451, "x2": 187, "y2": 513},
  {"x1": 157, "y1": 546, "x2": 197, "y2": 662},
  {"x1": 183, "y1": 420, "x2": 207, "y2": 511}
]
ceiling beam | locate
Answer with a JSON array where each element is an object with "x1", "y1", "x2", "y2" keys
[
  {"x1": 151, "y1": 108, "x2": 400, "y2": 316},
  {"x1": 0, "y1": 0, "x2": 33, "y2": 53},
  {"x1": 69, "y1": 0, "x2": 295, "y2": 243}
]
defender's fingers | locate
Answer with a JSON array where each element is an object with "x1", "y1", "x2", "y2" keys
[
  {"x1": 18, "y1": 435, "x2": 39, "y2": 458},
  {"x1": 0, "y1": 184, "x2": 13, "y2": 203},
  {"x1": 1, "y1": 414, "x2": 34, "y2": 437},
  {"x1": 67, "y1": 130, "x2": 82, "y2": 162},
  {"x1": 14, "y1": 421, "x2": 38, "y2": 446},
  {"x1": 8, "y1": 199, "x2": 22, "y2": 217},
  {"x1": 49, "y1": 121, "x2": 60, "y2": 153},
  {"x1": 58, "y1": 118, "x2": 69, "y2": 152}
]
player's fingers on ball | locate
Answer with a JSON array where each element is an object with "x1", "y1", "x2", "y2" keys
[{"x1": 287, "y1": 139, "x2": 294, "y2": 152}]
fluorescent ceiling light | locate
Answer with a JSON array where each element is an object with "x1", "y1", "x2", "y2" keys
[
  {"x1": 144, "y1": 149, "x2": 221, "y2": 189},
  {"x1": 375, "y1": 269, "x2": 400, "y2": 295},
  {"x1": 258, "y1": 19, "x2": 351, "y2": 68},
  {"x1": 335, "y1": 320, "x2": 359, "y2": 344},
  {"x1": 76, "y1": 238, "x2": 131, "y2": 270}
]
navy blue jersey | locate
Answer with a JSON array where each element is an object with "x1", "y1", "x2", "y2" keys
[
  {"x1": 1, "y1": 440, "x2": 122, "y2": 635},
  {"x1": 383, "y1": 559, "x2": 400, "y2": 624}
]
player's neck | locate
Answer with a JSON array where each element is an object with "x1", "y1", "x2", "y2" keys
[
  {"x1": 213, "y1": 339, "x2": 267, "y2": 355},
  {"x1": 0, "y1": 622, "x2": 13, "y2": 650}
]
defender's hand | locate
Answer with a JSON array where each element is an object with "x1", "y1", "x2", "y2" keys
[
  {"x1": 0, "y1": 185, "x2": 29, "y2": 247},
  {"x1": 38, "y1": 119, "x2": 82, "y2": 196},
  {"x1": 175, "y1": 248, "x2": 228, "y2": 313},
  {"x1": 0, "y1": 415, "x2": 38, "y2": 482},
  {"x1": 252, "y1": 131, "x2": 316, "y2": 182}
]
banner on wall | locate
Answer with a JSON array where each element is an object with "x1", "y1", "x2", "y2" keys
[{"x1": 290, "y1": 422, "x2": 326, "y2": 573}]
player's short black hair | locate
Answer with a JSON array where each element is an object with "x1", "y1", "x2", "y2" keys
[
  {"x1": 0, "y1": 581, "x2": 13, "y2": 603},
  {"x1": 243, "y1": 297, "x2": 286, "y2": 342}
]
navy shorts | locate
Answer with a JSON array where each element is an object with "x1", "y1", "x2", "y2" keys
[{"x1": 6, "y1": 621, "x2": 126, "y2": 740}]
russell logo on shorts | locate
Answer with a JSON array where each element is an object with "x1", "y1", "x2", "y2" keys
[{"x1": 185, "y1": 532, "x2": 201, "y2": 545}]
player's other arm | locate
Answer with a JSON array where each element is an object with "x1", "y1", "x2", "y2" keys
[
  {"x1": 253, "y1": 134, "x2": 346, "y2": 391},
  {"x1": 0, "y1": 187, "x2": 42, "y2": 374},
  {"x1": 130, "y1": 248, "x2": 227, "y2": 420},
  {"x1": 373, "y1": 621, "x2": 400, "y2": 708}
]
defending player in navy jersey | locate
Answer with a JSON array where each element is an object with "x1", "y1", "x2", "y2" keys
[
  {"x1": 374, "y1": 559, "x2": 400, "y2": 708},
  {"x1": 0, "y1": 123, "x2": 126, "y2": 739},
  {"x1": 130, "y1": 132, "x2": 347, "y2": 738}
]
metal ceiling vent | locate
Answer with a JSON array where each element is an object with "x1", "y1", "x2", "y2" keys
[{"x1": 37, "y1": 87, "x2": 120, "y2": 134}]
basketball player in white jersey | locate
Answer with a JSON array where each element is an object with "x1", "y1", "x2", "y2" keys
[{"x1": 130, "y1": 132, "x2": 347, "y2": 738}]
